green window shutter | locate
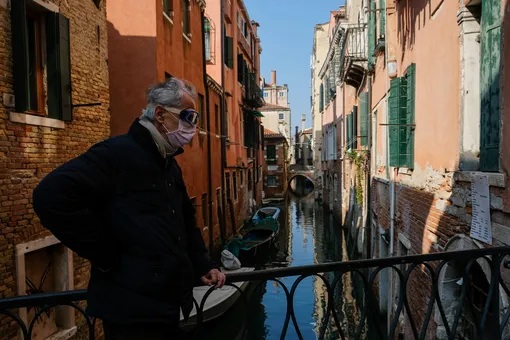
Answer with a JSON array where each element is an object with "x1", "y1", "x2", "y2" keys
[
  {"x1": 352, "y1": 106, "x2": 358, "y2": 149},
  {"x1": 163, "y1": 0, "x2": 169, "y2": 15},
  {"x1": 237, "y1": 54, "x2": 243, "y2": 83},
  {"x1": 388, "y1": 78, "x2": 401, "y2": 167},
  {"x1": 480, "y1": 0, "x2": 501, "y2": 172},
  {"x1": 360, "y1": 92, "x2": 369, "y2": 146},
  {"x1": 243, "y1": 110, "x2": 249, "y2": 147},
  {"x1": 379, "y1": 0, "x2": 386, "y2": 37},
  {"x1": 319, "y1": 83, "x2": 324, "y2": 112},
  {"x1": 46, "y1": 12, "x2": 72, "y2": 121},
  {"x1": 346, "y1": 113, "x2": 352, "y2": 150},
  {"x1": 11, "y1": 0, "x2": 30, "y2": 112},
  {"x1": 368, "y1": 0, "x2": 376, "y2": 67},
  {"x1": 267, "y1": 145, "x2": 276, "y2": 159},
  {"x1": 403, "y1": 64, "x2": 415, "y2": 168}
]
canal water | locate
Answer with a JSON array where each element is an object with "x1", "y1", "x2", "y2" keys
[{"x1": 191, "y1": 195, "x2": 365, "y2": 339}]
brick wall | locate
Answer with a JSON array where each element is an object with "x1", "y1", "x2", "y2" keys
[{"x1": 0, "y1": 0, "x2": 109, "y2": 337}]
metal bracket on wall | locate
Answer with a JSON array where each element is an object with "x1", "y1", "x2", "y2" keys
[{"x1": 71, "y1": 103, "x2": 102, "y2": 109}]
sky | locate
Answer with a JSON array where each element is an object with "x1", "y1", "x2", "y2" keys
[{"x1": 244, "y1": 0, "x2": 344, "y2": 134}]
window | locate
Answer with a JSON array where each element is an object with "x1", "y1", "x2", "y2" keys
[
  {"x1": 223, "y1": 27, "x2": 234, "y2": 68},
  {"x1": 266, "y1": 145, "x2": 276, "y2": 165},
  {"x1": 182, "y1": 0, "x2": 191, "y2": 36},
  {"x1": 163, "y1": 0, "x2": 174, "y2": 18},
  {"x1": 17, "y1": 237, "x2": 75, "y2": 339},
  {"x1": 346, "y1": 106, "x2": 358, "y2": 150},
  {"x1": 204, "y1": 17, "x2": 211, "y2": 62},
  {"x1": 360, "y1": 92, "x2": 369, "y2": 146},
  {"x1": 240, "y1": 170, "x2": 244, "y2": 186},
  {"x1": 11, "y1": 2, "x2": 72, "y2": 120},
  {"x1": 225, "y1": 173, "x2": 231, "y2": 200},
  {"x1": 201, "y1": 194, "x2": 208, "y2": 227},
  {"x1": 198, "y1": 93, "x2": 205, "y2": 130},
  {"x1": 264, "y1": 92, "x2": 268, "y2": 98},
  {"x1": 214, "y1": 104, "x2": 219, "y2": 134},
  {"x1": 237, "y1": 10, "x2": 242, "y2": 28},
  {"x1": 267, "y1": 175, "x2": 277, "y2": 187},
  {"x1": 389, "y1": 64, "x2": 415, "y2": 168},
  {"x1": 233, "y1": 172, "x2": 238, "y2": 200},
  {"x1": 278, "y1": 113, "x2": 285, "y2": 120},
  {"x1": 319, "y1": 83, "x2": 324, "y2": 112},
  {"x1": 279, "y1": 91, "x2": 285, "y2": 97}
]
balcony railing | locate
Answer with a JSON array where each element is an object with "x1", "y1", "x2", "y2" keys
[
  {"x1": 244, "y1": 72, "x2": 263, "y2": 108},
  {"x1": 341, "y1": 24, "x2": 368, "y2": 89},
  {"x1": 1, "y1": 247, "x2": 509, "y2": 339}
]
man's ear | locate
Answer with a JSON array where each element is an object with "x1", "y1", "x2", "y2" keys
[{"x1": 154, "y1": 106, "x2": 165, "y2": 124}]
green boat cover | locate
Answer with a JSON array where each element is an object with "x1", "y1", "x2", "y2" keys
[{"x1": 224, "y1": 218, "x2": 278, "y2": 257}]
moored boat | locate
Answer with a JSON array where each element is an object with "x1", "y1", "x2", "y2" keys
[{"x1": 179, "y1": 267, "x2": 254, "y2": 330}]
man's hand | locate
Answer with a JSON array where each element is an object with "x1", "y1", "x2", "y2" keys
[{"x1": 200, "y1": 268, "x2": 226, "y2": 288}]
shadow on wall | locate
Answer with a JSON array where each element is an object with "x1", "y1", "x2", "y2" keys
[
  {"x1": 107, "y1": 21, "x2": 157, "y2": 137},
  {"x1": 397, "y1": 0, "x2": 434, "y2": 62},
  {"x1": 370, "y1": 2, "x2": 510, "y2": 335}
]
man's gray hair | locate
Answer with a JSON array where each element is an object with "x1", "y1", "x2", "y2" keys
[{"x1": 141, "y1": 77, "x2": 197, "y2": 120}]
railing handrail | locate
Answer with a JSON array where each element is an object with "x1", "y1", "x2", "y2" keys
[
  {"x1": 226, "y1": 246, "x2": 510, "y2": 282},
  {"x1": 1, "y1": 247, "x2": 508, "y2": 311}
]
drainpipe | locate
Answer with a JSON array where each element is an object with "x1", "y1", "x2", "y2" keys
[
  {"x1": 365, "y1": 74, "x2": 373, "y2": 260},
  {"x1": 384, "y1": 3, "x2": 395, "y2": 334},
  {"x1": 219, "y1": 0, "x2": 228, "y2": 242},
  {"x1": 201, "y1": 9, "x2": 215, "y2": 251}
]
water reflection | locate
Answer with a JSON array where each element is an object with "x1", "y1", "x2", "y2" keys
[{"x1": 193, "y1": 195, "x2": 363, "y2": 340}]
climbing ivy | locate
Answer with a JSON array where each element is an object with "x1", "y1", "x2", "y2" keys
[{"x1": 347, "y1": 150, "x2": 367, "y2": 206}]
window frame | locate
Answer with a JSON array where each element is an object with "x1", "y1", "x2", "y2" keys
[{"x1": 267, "y1": 175, "x2": 277, "y2": 187}]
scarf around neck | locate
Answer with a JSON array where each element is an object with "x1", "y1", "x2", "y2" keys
[{"x1": 139, "y1": 118, "x2": 178, "y2": 158}]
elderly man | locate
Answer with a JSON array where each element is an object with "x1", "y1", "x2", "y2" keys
[{"x1": 33, "y1": 78, "x2": 225, "y2": 339}]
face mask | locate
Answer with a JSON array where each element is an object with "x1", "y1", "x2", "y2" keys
[{"x1": 163, "y1": 119, "x2": 196, "y2": 148}]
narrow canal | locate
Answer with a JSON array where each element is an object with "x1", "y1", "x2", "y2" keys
[{"x1": 189, "y1": 194, "x2": 365, "y2": 339}]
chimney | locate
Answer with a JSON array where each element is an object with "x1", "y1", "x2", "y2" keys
[
  {"x1": 301, "y1": 114, "x2": 306, "y2": 132},
  {"x1": 271, "y1": 70, "x2": 277, "y2": 86}
]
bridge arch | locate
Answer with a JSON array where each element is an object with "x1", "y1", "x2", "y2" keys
[{"x1": 288, "y1": 173, "x2": 315, "y2": 197}]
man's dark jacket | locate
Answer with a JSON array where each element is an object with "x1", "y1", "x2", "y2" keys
[{"x1": 33, "y1": 119, "x2": 215, "y2": 324}]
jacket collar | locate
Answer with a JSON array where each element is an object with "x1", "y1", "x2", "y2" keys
[{"x1": 127, "y1": 119, "x2": 184, "y2": 166}]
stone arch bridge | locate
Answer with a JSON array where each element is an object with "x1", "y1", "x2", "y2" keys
[{"x1": 287, "y1": 165, "x2": 316, "y2": 196}]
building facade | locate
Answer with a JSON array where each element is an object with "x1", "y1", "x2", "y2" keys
[
  {"x1": 259, "y1": 102, "x2": 291, "y2": 157},
  {"x1": 262, "y1": 70, "x2": 289, "y2": 108},
  {"x1": 107, "y1": 0, "x2": 225, "y2": 249},
  {"x1": 263, "y1": 129, "x2": 288, "y2": 198},
  {"x1": 2, "y1": 0, "x2": 110, "y2": 337},
  {"x1": 206, "y1": 0, "x2": 265, "y2": 237},
  {"x1": 316, "y1": 0, "x2": 510, "y2": 337},
  {"x1": 311, "y1": 21, "x2": 330, "y2": 199}
]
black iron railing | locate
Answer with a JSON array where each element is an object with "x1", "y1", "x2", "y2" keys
[{"x1": 1, "y1": 247, "x2": 509, "y2": 339}]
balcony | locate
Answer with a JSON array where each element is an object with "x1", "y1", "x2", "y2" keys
[
  {"x1": 1, "y1": 247, "x2": 509, "y2": 339},
  {"x1": 244, "y1": 72, "x2": 263, "y2": 108},
  {"x1": 341, "y1": 24, "x2": 368, "y2": 90}
]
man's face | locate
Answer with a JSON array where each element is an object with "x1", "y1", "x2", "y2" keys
[{"x1": 154, "y1": 93, "x2": 197, "y2": 134}]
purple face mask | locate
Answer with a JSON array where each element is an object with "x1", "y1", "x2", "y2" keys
[{"x1": 163, "y1": 119, "x2": 196, "y2": 148}]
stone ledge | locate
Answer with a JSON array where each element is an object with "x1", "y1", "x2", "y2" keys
[
  {"x1": 10, "y1": 112, "x2": 65, "y2": 129},
  {"x1": 453, "y1": 171, "x2": 505, "y2": 188}
]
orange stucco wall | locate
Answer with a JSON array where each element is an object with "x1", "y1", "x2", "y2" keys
[
  {"x1": 107, "y1": 0, "x2": 158, "y2": 137},
  {"x1": 372, "y1": 0, "x2": 461, "y2": 171}
]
